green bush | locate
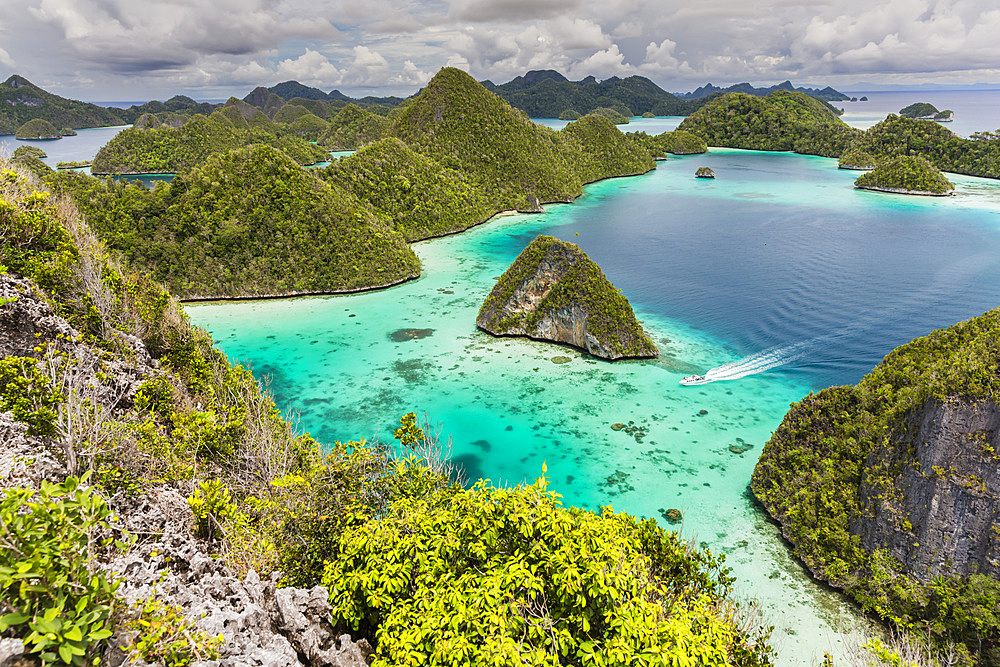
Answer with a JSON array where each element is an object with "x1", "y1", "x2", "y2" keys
[
  {"x1": 0, "y1": 474, "x2": 121, "y2": 665},
  {"x1": 0, "y1": 355, "x2": 61, "y2": 436},
  {"x1": 322, "y1": 474, "x2": 774, "y2": 666}
]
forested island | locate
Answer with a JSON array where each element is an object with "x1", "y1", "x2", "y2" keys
[
  {"x1": 44, "y1": 68, "x2": 654, "y2": 299},
  {"x1": 854, "y1": 156, "x2": 955, "y2": 196},
  {"x1": 477, "y1": 235, "x2": 659, "y2": 360},
  {"x1": 753, "y1": 308, "x2": 1000, "y2": 665}
]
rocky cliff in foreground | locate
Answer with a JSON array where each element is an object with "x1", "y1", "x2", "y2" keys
[
  {"x1": 752, "y1": 308, "x2": 1000, "y2": 665},
  {"x1": 476, "y1": 235, "x2": 658, "y2": 360}
]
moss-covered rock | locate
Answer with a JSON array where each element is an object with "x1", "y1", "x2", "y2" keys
[
  {"x1": 477, "y1": 235, "x2": 658, "y2": 360},
  {"x1": 558, "y1": 109, "x2": 581, "y2": 120},
  {"x1": 15, "y1": 118, "x2": 61, "y2": 140},
  {"x1": 854, "y1": 155, "x2": 954, "y2": 196},
  {"x1": 695, "y1": 167, "x2": 715, "y2": 179}
]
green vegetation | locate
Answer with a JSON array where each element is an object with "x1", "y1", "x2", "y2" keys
[
  {"x1": 0, "y1": 474, "x2": 120, "y2": 666},
  {"x1": 59, "y1": 128, "x2": 77, "y2": 137},
  {"x1": 752, "y1": 308, "x2": 1000, "y2": 665},
  {"x1": 494, "y1": 70, "x2": 710, "y2": 117},
  {"x1": 591, "y1": 106, "x2": 630, "y2": 124},
  {"x1": 91, "y1": 113, "x2": 327, "y2": 174},
  {"x1": 854, "y1": 155, "x2": 954, "y2": 195},
  {"x1": 838, "y1": 149, "x2": 877, "y2": 170},
  {"x1": 659, "y1": 129, "x2": 708, "y2": 154},
  {"x1": 15, "y1": 118, "x2": 61, "y2": 140},
  {"x1": 478, "y1": 235, "x2": 659, "y2": 359},
  {"x1": 323, "y1": 474, "x2": 773, "y2": 666},
  {"x1": 899, "y1": 102, "x2": 939, "y2": 119},
  {"x1": 13, "y1": 145, "x2": 47, "y2": 159},
  {"x1": 852, "y1": 114, "x2": 1000, "y2": 180},
  {"x1": 0, "y1": 161, "x2": 776, "y2": 666},
  {"x1": 677, "y1": 91, "x2": 859, "y2": 156},
  {"x1": 695, "y1": 167, "x2": 715, "y2": 179},
  {"x1": 558, "y1": 109, "x2": 581, "y2": 120},
  {"x1": 55, "y1": 160, "x2": 91, "y2": 170},
  {"x1": 0, "y1": 75, "x2": 124, "y2": 135},
  {"x1": 391, "y1": 68, "x2": 586, "y2": 212},
  {"x1": 642, "y1": 111, "x2": 655, "y2": 118},
  {"x1": 321, "y1": 137, "x2": 493, "y2": 241},
  {"x1": 319, "y1": 104, "x2": 389, "y2": 150},
  {"x1": 561, "y1": 114, "x2": 655, "y2": 182},
  {"x1": 114, "y1": 95, "x2": 218, "y2": 125},
  {"x1": 57, "y1": 144, "x2": 419, "y2": 298}
]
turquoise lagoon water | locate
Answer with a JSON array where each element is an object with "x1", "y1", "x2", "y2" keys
[{"x1": 188, "y1": 150, "x2": 1000, "y2": 665}]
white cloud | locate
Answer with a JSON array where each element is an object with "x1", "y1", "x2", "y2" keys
[{"x1": 0, "y1": 47, "x2": 13, "y2": 69}]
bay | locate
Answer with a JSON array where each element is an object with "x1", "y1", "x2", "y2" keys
[{"x1": 187, "y1": 149, "x2": 1000, "y2": 664}]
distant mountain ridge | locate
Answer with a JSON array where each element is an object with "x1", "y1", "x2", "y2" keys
[
  {"x1": 485, "y1": 70, "x2": 706, "y2": 118},
  {"x1": 243, "y1": 80, "x2": 404, "y2": 108},
  {"x1": 0, "y1": 74, "x2": 125, "y2": 135},
  {"x1": 680, "y1": 80, "x2": 850, "y2": 102}
]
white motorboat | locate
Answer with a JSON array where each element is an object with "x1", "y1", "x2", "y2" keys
[{"x1": 680, "y1": 374, "x2": 709, "y2": 386}]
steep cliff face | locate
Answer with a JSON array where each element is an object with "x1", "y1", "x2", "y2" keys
[
  {"x1": 852, "y1": 398, "x2": 1000, "y2": 582},
  {"x1": 752, "y1": 307, "x2": 1000, "y2": 663},
  {"x1": 476, "y1": 235, "x2": 658, "y2": 360}
]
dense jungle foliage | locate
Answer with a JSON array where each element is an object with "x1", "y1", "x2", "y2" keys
[
  {"x1": 561, "y1": 114, "x2": 655, "y2": 182},
  {"x1": 493, "y1": 70, "x2": 709, "y2": 117},
  {"x1": 391, "y1": 68, "x2": 587, "y2": 211},
  {"x1": 53, "y1": 145, "x2": 419, "y2": 298},
  {"x1": 838, "y1": 149, "x2": 878, "y2": 170},
  {"x1": 319, "y1": 104, "x2": 390, "y2": 150},
  {"x1": 321, "y1": 137, "x2": 494, "y2": 241},
  {"x1": 478, "y1": 235, "x2": 659, "y2": 359},
  {"x1": 0, "y1": 75, "x2": 124, "y2": 135},
  {"x1": 677, "y1": 91, "x2": 857, "y2": 155},
  {"x1": 854, "y1": 155, "x2": 954, "y2": 194},
  {"x1": 0, "y1": 159, "x2": 776, "y2": 666},
  {"x1": 90, "y1": 112, "x2": 328, "y2": 174},
  {"x1": 752, "y1": 308, "x2": 1000, "y2": 665},
  {"x1": 628, "y1": 129, "x2": 708, "y2": 158}
]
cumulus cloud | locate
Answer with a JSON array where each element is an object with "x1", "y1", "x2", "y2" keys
[
  {"x1": 450, "y1": 0, "x2": 581, "y2": 22},
  {"x1": 8, "y1": 0, "x2": 1000, "y2": 100}
]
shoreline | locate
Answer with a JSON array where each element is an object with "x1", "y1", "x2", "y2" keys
[{"x1": 184, "y1": 165, "x2": 658, "y2": 303}]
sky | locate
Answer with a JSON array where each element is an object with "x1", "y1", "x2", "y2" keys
[{"x1": 3, "y1": 0, "x2": 1000, "y2": 102}]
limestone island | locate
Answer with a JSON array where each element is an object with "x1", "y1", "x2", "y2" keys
[
  {"x1": 899, "y1": 102, "x2": 954, "y2": 122},
  {"x1": 854, "y1": 155, "x2": 954, "y2": 196},
  {"x1": 695, "y1": 166, "x2": 715, "y2": 178},
  {"x1": 476, "y1": 235, "x2": 658, "y2": 360},
  {"x1": 15, "y1": 118, "x2": 61, "y2": 140},
  {"x1": 838, "y1": 149, "x2": 877, "y2": 170}
]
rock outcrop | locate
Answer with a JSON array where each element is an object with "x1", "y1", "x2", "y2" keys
[
  {"x1": 476, "y1": 235, "x2": 658, "y2": 360},
  {"x1": 695, "y1": 167, "x2": 715, "y2": 178},
  {"x1": 852, "y1": 398, "x2": 1000, "y2": 581},
  {"x1": 0, "y1": 273, "x2": 372, "y2": 666}
]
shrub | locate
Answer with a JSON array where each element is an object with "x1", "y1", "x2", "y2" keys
[
  {"x1": 322, "y1": 474, "x2": 774, "y2": 666},
  {"x1": 0, "y1": 474, "x2": 122, "y2": 665}
]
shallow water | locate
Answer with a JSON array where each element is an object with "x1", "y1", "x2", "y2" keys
[
  {"x1": 188, "y1": 149, "x2": 1000, "y2": 665},
  {"x1": 0, "y1": 125, "x2": 129, "y2": 167}
]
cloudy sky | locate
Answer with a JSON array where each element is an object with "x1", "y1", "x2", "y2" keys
[{"x1": 3, "y1": 0, "x2": 1000, "y2": 102}]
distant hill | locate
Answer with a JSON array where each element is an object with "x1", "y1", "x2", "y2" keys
[
  {"x1": 679, "y1": 80, "x2": 850, "y2": 102},
  {"x1": 112, "y1": 95, "x2": 220, "y2": 124},
  {"x1": 0, "y1": 75, "x2": 125, "y2": 135},
  {"x1": 489, "y1": 70, "x2": 706, "y2": 118},
  {"x1": 243, "y1": 81, "x2": 406, "y2": 109}
]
